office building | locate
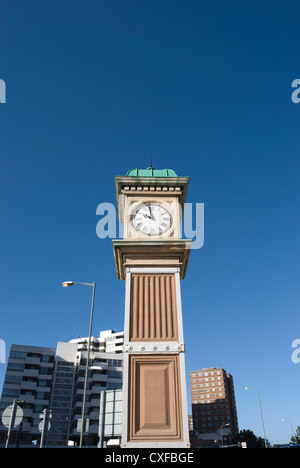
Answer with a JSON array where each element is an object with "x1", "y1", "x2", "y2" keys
[
  {"x1": 190, "y1": 367, "x2": 239, "y2": 445},
  {"x1": 0, "y1": 330, "x2": 124, "y2": 447}
]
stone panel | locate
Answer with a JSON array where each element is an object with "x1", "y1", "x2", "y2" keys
[{"x1": 128, "y1": 354, "x2": 183, "y2": 441}]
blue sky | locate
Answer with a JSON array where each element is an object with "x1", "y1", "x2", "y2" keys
[{"x1": 1, "y1": 0, "x2": 300, "y2": 445}]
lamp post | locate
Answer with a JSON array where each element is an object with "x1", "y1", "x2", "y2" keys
[
  {"x1": 245, "y1": 386, "x2": 267, "y2": 448},
  {"x1": 62, "y1": 281, "x2": 96, "y2": 448},
  {"x1": 281, "y1": 419, "x2": 294, "y2": 439},
  {"x1": 220, "y1": 423, "x2": 230, "y2": 448}
]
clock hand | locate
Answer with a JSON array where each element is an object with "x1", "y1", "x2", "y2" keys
[{"x1": 148, "y1": 205, "x2": 156, "y2": 221}]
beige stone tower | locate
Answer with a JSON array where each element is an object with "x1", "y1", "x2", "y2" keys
[{"x1": 113, "y1": 166, "x2": 192, "y2": 448}]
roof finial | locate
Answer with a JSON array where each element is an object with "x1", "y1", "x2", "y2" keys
[{"x1": 149, "y1": 156, "x2": 152, "y2": 168}]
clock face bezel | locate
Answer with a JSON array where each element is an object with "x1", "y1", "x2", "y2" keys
[{"x1": 132, "y1": 202, "x2": 172, "y2": 236}]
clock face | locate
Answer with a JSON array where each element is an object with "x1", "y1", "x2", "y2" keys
[{"x1": 133, "y1": 203, "x2": 172, "y2": 236}]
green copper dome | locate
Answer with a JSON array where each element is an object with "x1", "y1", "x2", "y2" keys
[{"x1": 126, "y1": 167, "x2": 178, "y2": 177}]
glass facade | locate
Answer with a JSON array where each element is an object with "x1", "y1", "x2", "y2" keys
[
  {"x1": 99, "y1": 389, "x2": 122, "y2": 447},
  {"x1": 46, "y1": 361, "x2": 75, "y2": 446}
]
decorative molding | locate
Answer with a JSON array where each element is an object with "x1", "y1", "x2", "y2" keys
[
  {"x1": 115, "y1": 175, "x2": 190, "y2": 222},
  {"x1": 112, "y1": 239, "x2": 192, "y2": 280}
]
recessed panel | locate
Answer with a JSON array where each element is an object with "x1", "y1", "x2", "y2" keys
[
  {"x1": 129, "y1": 274, "x2": 178, "y2": 341},
  {"x1": 128, "y1": 355, "x2": 183, "y2": 441}
]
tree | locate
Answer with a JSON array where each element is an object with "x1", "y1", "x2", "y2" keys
[
  {"x1": 234, "y1": 429, "x2": 267, "y2": 448},
  {"x1": 290, "y1": 426, "x2": 300, "y2": 444}
]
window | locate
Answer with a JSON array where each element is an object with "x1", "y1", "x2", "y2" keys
[
  {"x1": 53, "y1": 389, "x2": 72, "y2": 396},
  {"x1": 56, "y1": 377, "x2": 73, "y2": 384},
  {"x1": 7, "y1": 363, "x2": 24, "y2": 372},
  {"x1": 2, "y1": 388, "x2": 20, "y2": 398},
  {"x1": 107, "y1": 370, "x2": 122, "y2": 378},
  {"x1": 38, "y1": 380, "x2": 47, "y2": 387},
  {"x1": 56, "y1": 371, "x2": 73, "y2": 377},
  {"x1": 10, "y1": 351, "x2": 27, "y2": 360},
  {"x1": 41, "y1": 355, "x2": 53, "y2": 363},
  {"x1": 108, "y1": 359, "x2": 123, "y2": 367},
  {"x1": 57, "y1": 361, "x2": 73, "y2": 366},
  {"x1": 103, "y1": 390, "x2": 122, "y2": 438},
  {"x1": 55, "y1": 383, "x2": 72, "y2": 389},
  {"x1": 5, "y1": 375, "x2": 22, "y2": 385},
  {"x1": 107, "y1": 382, "x2": 122, "y2": 390},
  {"x1": 52, "y1": 395, "x2": 70, "y2": 402}
]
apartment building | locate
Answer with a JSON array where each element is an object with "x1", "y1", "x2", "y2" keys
[
  {"x1": 0, "y1": 344, "x2": 56, "y2": 446},
  {"x1": 69, "y1": 329, "x2": 124, "y2": 354},
  {"x1": 46, "y1": 340, "x2": 123, "y2": 446},
  {"x1": 0, "y1": 330, "x2": 124, "y2": 447},
  {"x1": 190, "y1": 367, "x2": 239, "y2": 445}
]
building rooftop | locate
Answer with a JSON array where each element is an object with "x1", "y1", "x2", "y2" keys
[{"x1": 125, "y1": 166, "x2": 178, "y2": 177}]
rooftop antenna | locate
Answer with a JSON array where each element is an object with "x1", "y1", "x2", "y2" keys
[{"x1": 149, "y1": 156, "x2": 153, "y2": 168}]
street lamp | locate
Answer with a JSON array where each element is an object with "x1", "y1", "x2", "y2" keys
[
  {"x1": 62, "y1": 280, "x2": 96, "y2": 448},
  {"x1": 281, "y1": 419, "x2": 294, "y2": 439},
  {"x1": 220, "y1": 423, "x2": 230, "y2": 448},
  {"x1": 245, "y1": 386, "x2": 267, "y2": 448}
]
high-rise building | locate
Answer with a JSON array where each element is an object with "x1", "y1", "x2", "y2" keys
[
  {"x1": 0, "y1": 344, "x2": 56, "y2": 446},
  {"x1": 46, "y1": 339, "x2": 123, "y2": 446},
  {"x1": 190, "y1": 367, "x2": 239, "y2": 445},
  {"x1": 0, "y1": 330, "x2": 124, "y2": 447}
]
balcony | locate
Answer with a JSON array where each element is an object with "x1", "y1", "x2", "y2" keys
[
  {"x1": 25, "y1": 356, "x2": 40, "y2": 365},
  {"x1": 89, "y1": 409, "x2": 100, "y2": 419},
  {"x1": 92, "y1": 374, "x2": 107, "y2": 383},
  {"x1": 88, "y1": 423, "x2": 99, "y2": 434},
  {"x1": 90, "y1": 398, "x2": 100, "y2": 407},
  {"x1": 21, "y1": 394, "x2": 35, "y2": 404},
  {"x1": 23, "y1": 368, "x2": 39, "y2": 378},
  {"x1": 21, "y1": 381, "x2": 37, "y2": 391}
]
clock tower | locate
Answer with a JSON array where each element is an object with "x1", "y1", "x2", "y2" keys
[{"x1": 113, "y1": 166, "x2": 192, "y2": 448}]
